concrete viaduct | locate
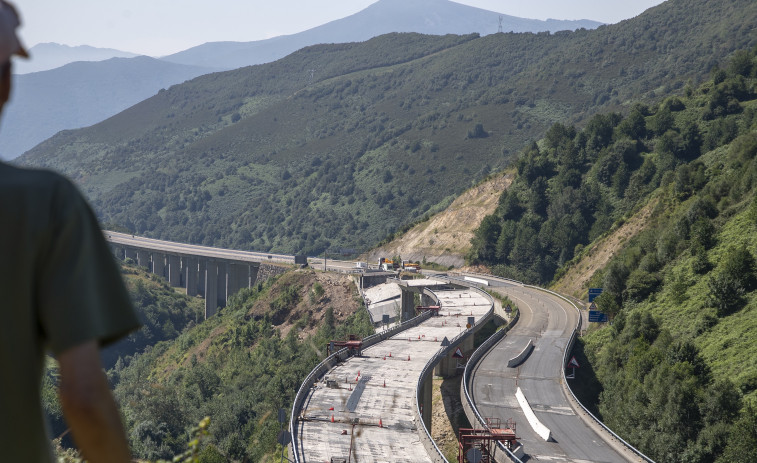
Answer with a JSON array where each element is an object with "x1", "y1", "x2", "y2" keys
[
  {"x1": 105, "y1": 231, "x2": 304, "y2": 318},
  {"x1": 103, "y1": 232, "x2": 648, "y2": 462}
]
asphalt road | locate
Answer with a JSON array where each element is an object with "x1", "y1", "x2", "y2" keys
[{"x1": 469, "y1": 278, "x2": 630, "y2": 463}]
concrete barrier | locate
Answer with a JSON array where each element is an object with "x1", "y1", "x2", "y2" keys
[
  {"x1": 516, "y1": 387, "x2": 551, "y2": 441},
  {"x1": 506, "y1": 340, "x2": 533, "y2": 367},
  {"x1": 289, "y1": 309, "x2": 433, "y2": 463},
  {"x1": 461, "y1": 305, "x2": 523, "y2": 463},
  {"x1": 523, "y1": 285, "x2": 656, "y2": 463},
  {"x1": 464, "y1": 275, "x2": 489, "y2": 286},
  {"x1": 413, "y1": 284, "x2": 495, "y2": 463}
]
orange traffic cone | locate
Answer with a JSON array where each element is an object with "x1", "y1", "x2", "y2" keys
[
  {"x1": 379, "y1": 418, "x2": 383, "y2": 428},
  {"x1": 331, "y1": 415, "x2": 334, "y2": 423}
]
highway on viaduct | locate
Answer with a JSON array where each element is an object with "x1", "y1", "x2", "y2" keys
[{"x1": 468, "y1": 276, "x2": 633, "y2": 462}]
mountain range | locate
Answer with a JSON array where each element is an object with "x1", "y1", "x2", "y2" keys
[
  {"x1": 1, "y1": 0, "x2": 601, "y2": 160},
  {"x1": 162, "y1": 0, "x2": 602, "y2": 70},
  {"x1": 13, "y1": 42, "x2": 140, "y2": 74},
  {"x1": 18, "y1": 0, "x2": 757, "y2": 258},
  {"x1": 0, "y1": 57, "x2": 212, "y2": 160}
]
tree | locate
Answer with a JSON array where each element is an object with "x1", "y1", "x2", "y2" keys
[
  {"x1": 718, "y1": 402, "x2": 757, "y2": 463},
  {"x1": 469, "y1": 215, "x2": 500, "y2": 263}
]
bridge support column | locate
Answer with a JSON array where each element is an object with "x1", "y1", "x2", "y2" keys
[
  {"x1": 198, "y1": 260, "x2": 206, "y2": 297},
  {"x1": 421, "y1": 374, "x2": 432, "y2": 431},
  {"x1": 250, "y1": 263, "x2": 259, "y2": 287},
  {"x1": 168, "y1": 255, "x2": 181, "y2": 287},
  {"x1": 227, "y1": 263, "x2": 249, "y2": 300},
  {"x1": 434, "y1": 351, "x2": 457, "y2": 378},
  {"x1": 185, "y1": 257, "x2": 199, "y2": 296},
  {"x1": 153, "y1": 253, "x2": 166, "y2": 278},
  {"x1": 136, "y1": 250, "x2": 151, "y2": 270},
  {"x1": 111, "y1": 245, "x2": 124, "y2": 260},
  {"x1": 124, "y1": 247, "x2": 137, "y2": 261},
  {"x1": 400, "y1": 289, "x2": 416, "y2": 322},
  {"x1": 217, "y1": 262, "x2": 227, "y2": 309},
  {"x1": 205, "y1": 261, "x2": 219, "y2": 318}
]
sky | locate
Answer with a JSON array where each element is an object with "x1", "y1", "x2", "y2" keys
[{"x1": 17, "y1": 0, "x2": 666, "y2": 57}]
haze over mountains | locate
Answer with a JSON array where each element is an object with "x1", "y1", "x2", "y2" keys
[
  {"x1": 162, "y1": 0, "x2": 602, "y2": 70},
  {"x1": 0, "y1": 58, "x2": 213, "y2": 161},
  {"x1": 13, "y1": 43, "x2": 140, "y2": 74},
  {"x1": 19, "y1": 0, "x2": 757, "y2": 257},
  {"x1": 0, "y1": 0, "x2": 602, "y2": 160}
]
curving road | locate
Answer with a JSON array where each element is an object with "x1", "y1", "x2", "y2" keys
[
  {"x1": 294, "y1": 287, "x2": 492, "y2": 463},
  {"x1": 469, "y1": 278, "x2": 630, "y2": 462}
]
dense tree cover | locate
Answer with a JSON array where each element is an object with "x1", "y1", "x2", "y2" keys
[
  {"x1": 106, "y1": 270, "x2": 373, "y2": 461},
  {"x1": 44, "y1": 264, "x2": 204, "y2": 447},
  {"x1": 469, "y1": 46, "x2": 757, "y2": 285},
  {"x1": 573, "y1": 49, "x2": 757, "y2": 461},
  {"x1": 472, "y1": 45, "x2": 757, "y2": 461},
  {"x1": 19, "y1": 0, "x2": 757, "y2": 258}
]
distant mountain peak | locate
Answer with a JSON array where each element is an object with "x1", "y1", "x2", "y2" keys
[
  {"x1": 14, "y1": 43, "x2": 140, "y2": 75},
  {"x1": 162, "y1": 0, "x2": 603, "y2": 70}
]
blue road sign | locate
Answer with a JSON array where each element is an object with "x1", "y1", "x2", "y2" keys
[
  {"x1": 588, "y1": 287, "x2": 603, "y2": 302},
  {"x1": 588, "y1": 310, "x2": 608, "y2": 323}
]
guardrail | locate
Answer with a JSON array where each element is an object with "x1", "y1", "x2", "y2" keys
[
  {"x1": 461, "y1": 305, "x2": 523, "y2": 463},
  {"x1": 413, "y1": 284, "x2": 495, "y2": 463},
  {"x1": 289, "y1": 308, "x2": 433, "y2": 463},
  {"x1": 523, "y1": 285, "x2": 656, "y2": 463}
]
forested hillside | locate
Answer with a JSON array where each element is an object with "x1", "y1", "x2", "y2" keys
[
  {"x1": 47, "y1": 265, "x2": 372, "y2": 461},
  {"x1": 19, "y1": 0, "x2": 757, "y2": 257},
  {"x1": 469, "y1": 46, "x2": 757, "y2": 462},
  {"x1": 45, "y1": 264, "x2": 204, "y2": 451}
]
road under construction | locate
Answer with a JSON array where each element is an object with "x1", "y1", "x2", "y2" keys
[{"x1": 293, "y1": 284, "x2": 493, "y2": 463}]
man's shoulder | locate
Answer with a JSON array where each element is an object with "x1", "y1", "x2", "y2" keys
[{"x1": 0, "y1": 162, "x2": 79, "y2": 196}]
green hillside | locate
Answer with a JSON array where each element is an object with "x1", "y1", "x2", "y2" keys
[
  {"x1": 19, "y1": 0, "x2": 757, "y2": 257},
  {"x1": 47, "y1": 265, "x2": 372, "y2": 461},
  {"x1": 469, "y1": 45, "x2": 757, "y2": 461}
]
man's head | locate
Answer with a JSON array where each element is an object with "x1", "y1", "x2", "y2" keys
[{"x1": 0, "y1": 0, "x2": 27, "y2": 112}]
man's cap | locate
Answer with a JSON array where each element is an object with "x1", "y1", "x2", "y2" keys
[{"x1": 0, "y1": 0, "x2": 28, "y2": 64}]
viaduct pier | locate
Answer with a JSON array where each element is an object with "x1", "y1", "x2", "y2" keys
[{"x1": 105, "y1": 231, "x2": 307, "y2": 317}]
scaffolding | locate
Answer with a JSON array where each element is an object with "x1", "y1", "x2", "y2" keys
[{"x1": 458, "y1": 418, "x2": 518, "y2": 463}]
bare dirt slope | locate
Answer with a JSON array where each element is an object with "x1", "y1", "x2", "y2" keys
[
  {"x1": 366, "y1": 173, "x2": 512, "y2": 268},
  {"x1": 551, "y1": 198, "x2": 657, "y2": 299}
]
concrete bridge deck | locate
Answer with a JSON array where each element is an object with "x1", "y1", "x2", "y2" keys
[{"x1": 295, "y1": 288, "x2": 491, "y2": 463}]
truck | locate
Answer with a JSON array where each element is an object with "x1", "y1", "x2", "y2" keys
[
  {"x1": 402, "y1": 261, "x2": 420, "y2": 272},
  {"x1": 378, "y1": 257, "x2": 396, "y2": 271}
]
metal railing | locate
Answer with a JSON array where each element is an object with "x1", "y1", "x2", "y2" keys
[
  {"x1": 413, "y1": 285, "x2": 495, "y2": 463},
  {"x1": 525, "y1": 285, "x2": 656, "y2": 463},
  {"x1": 461, "y1": 306, "x2": 523, "y2": 463},
  {"x1": 289, "y1": 308, "x2": 433, "y2": 462}
]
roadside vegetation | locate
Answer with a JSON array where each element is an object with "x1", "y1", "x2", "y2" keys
[
  {"x1": 47, "y1": 265, "x2": 373, "y2": 461},
  {"x1": 469, "y1": 46, "x2": 757, "y2": 461}
]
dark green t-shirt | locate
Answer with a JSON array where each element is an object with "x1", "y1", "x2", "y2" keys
[{"x1": 0, "y1": 162, "x2": 140, "y2": 462}]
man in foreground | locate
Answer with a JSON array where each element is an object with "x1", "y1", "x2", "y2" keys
[{"x1": 0, "y1": 2, "x2": 141, "y2": 461}]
